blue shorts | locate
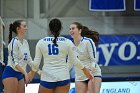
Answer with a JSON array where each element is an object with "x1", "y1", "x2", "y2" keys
[
  {"x1": 40, "y1": 79, "x2": 70, "y2": 89},
  {"x1": 2, "y1": 66, "x2": 24, "y2": 81}
]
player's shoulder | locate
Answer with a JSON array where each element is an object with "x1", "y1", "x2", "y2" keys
[
  {"x1": 64, "y1": 37, "x2": 73, "y2": 44},
  {"x1": 11, "y1": 37, "x2": 28, "y2": 43},
  {"x1": 37, "y1": 37, "x2": 48, "y2": 44},
  {"x1": 82, "y1": 37, "x2": 96, "y2": 47},
  {"x1": 23, "y1": 39, "x2": 28, "y2": 43},
  {"x1": 59, "y1": 36, "x2": 70, "y2": 41},
  {"x1": 37, "y1": 36, "x2": 55, "y2": 44},
  {"x1": 13, "y1": 37, "x2": 18, "y2": 41},
  {"x1": 9, "y1": 37, "x2": 19, "y2": 47},
  {"x1": 10, "y1": 37, "x2": 19, "y2": 44},
  {"x1": 82, "y1": 37, "x2": 92, "y2": 40},
  {"x1": 82, "y1": 37, "x2": 93, "y2": 42},
  {"x1": 39, "y1": 37, "x2": 47, "y2": 42}
]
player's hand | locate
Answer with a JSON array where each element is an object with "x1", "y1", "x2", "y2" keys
[
  {"x1": 2, "y1": 62, "x2": 5, "y2": 66},
  {"x1": 0, "y1": 60, "x2": 5, "y2": 66},
  {"x1": 37, "y1": 69, "x2": 41, "y2": 75},
  {"x1": 28, "y1": 71, "x2": 35, "y2": 82},
  {"x1": 24, "y1": 73, "x2": 30, "y2": 87},
  {"x1": 89, "y1": 66, "x2": 95, "y2": 73},
  {"x1": 82, "y1": 67, "x2": 94, "y2": 80}
]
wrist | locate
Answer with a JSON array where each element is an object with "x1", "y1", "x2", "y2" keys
[
  {"x1": 82, "y1": 67, "x2": 85, "y2": 70},
  {"x1": 23, "y1": 71, "x2": 28, "y2": 76}
]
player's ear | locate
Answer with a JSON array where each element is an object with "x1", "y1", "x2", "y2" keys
[
  {"x1": 79, "y1": 29, "x2": 82, "y2": 34},
  {"x1": 16, "y1": 26, "x2": 20, "y2": 31}
]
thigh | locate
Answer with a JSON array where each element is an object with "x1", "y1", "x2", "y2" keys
[
  {"x1": 16, "y1": 79, "x2": 25, "y2": 93},
  {"x1": 39, "y1": 85, "x2": 54, "y2": 93},
  {"x1": 88, "y1": 77, "x2": 102, "y2": 93},
  {"x1": 75, "y1": 81, "x2": 88, "y2": 93},
  {"x1": 93, "y1": 77, "x2": 102, "y2": 93},
  {"x1": 54, "y1": 83, "x2": 70, "y2": 93},
  {"x1": 3, "y1": 77, "x2": 18, "y2": 93}
]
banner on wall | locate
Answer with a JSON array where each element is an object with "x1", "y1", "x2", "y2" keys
[
  {"x1": 2, "y1": 35, "x2": 140, "y2": 67},
  {"x1": 97, "y1": 35, "x2": 140, "y2": 66},
  {"x1": 89, "y1": 0, "x2": 126, "y2": 11},
  {"x1": 64, "y1": 35, "x2": 140, "y2": 66},
  {"x1": 134, "y1": 0, "x2": 140, "y2": 11}
]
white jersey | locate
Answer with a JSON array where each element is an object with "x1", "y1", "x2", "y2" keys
[
  {"x1": 32, "y1": 36, "x2": 84, "y2": 82},
  {"x1": 7, "y1": 37, "x2": 32, "y2": 71},
  {"x1": 73, "y1": 37, "x2": 101, "y2": 81}
]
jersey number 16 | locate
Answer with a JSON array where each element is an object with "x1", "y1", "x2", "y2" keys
[{"x1": 48, "y1": 44, "x2": 59, "y2": 55}]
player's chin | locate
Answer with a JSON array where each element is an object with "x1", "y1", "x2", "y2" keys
[{"x1": 70, "y1": 34, "x2": 74, "y2": 37}]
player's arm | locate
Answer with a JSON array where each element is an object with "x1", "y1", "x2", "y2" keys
[
  {"x1": 28, "y1": 41, "x2": 42, "y2": 81},
  {"x1": 67, "y1": 40, "x2": 93, "y2": 80},
  {"x1": 32, "y1": 41, "x2": 42, "y2": 72},
  {"x1": 11, "y1": 39, "x2": 27, "y2": 74},
  {"x1": 11, "y1": 39, "x2": 29, "y2": 84},
  {"x1": 67, "y1": 41, "x2": 84, "y2": 70},
  {"x1": 87, "y1": 39, "x2": 97, "y2": 71}
]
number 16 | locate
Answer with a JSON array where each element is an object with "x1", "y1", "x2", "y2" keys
[{"x1": 48, "y1": 44, "x2": 59, "y2": 55}]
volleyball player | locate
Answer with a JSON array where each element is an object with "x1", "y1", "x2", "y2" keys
[
  {"x1": 69, "y1": 22, "x2": 102, "y2": 93},
  {"x1": 2, "y1": 20, "x2": 33, "y2": 93}
]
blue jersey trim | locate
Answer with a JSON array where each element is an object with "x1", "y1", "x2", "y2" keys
[
  {"x1": 11, "y1": 38, "x2": 16, "y2": 64},
  {"x1": 83, "y1": 37, "x2": 95, "y2": 58}
]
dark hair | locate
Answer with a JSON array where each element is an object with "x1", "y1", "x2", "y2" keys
[
  {"x1": 72, "y1": 22, "x2": 83, "y2": 30},
  {"x1": 49, "y1": 18, "x2": 62, "y2": 45},
  {"x1": 81, "y1": 26, "x2": 99, "y2": 46},
  {"x1": 8, "y1": 20, "x2": 24, "y2": 43}
]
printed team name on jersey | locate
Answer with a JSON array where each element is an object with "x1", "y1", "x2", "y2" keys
[{"x1": 44, "y1": 37, "x2": 65, "y2": 41}]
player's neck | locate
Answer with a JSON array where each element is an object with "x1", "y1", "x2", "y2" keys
[
  {"x1": 17, "y1": 35, "x2": 24, "y2": 44},
  {"x1": 74, "y1": 35, "x2": 82, "y2": 46}
]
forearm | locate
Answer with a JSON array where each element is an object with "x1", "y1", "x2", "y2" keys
[
  {"x1": 15, "y1": 64, "x2": 27, "y2": 75},
  {"x1": 81, "y1": 67, "x2": 93, "y2": 80},
  {"x1": 73, "y1": 58, "x2": 84, "y2": 70}
]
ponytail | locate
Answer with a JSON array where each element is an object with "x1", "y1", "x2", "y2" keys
[
  {"x1": 49, "y1": 18, "x2": 62, "y2": 45},
  {"x1": 53, "y1": 35, "x2": 57, "y2": 45},
  {"x1": 8, "y1": 24, "x2": 13, "y2": 43},
  {"x1": 8, "y1": 20, "x2": 24, "y2": 43},
  {"x1": 81, "y1": 26, "x2": 99, "y2": 46}
]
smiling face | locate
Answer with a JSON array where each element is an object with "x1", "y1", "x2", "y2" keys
[
  {"x1": 69, "y1": 23, "x2": 82, "y2": 38},
  {"x1": 17, "y1": 21, "x2": 28, "y2": 37}
]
